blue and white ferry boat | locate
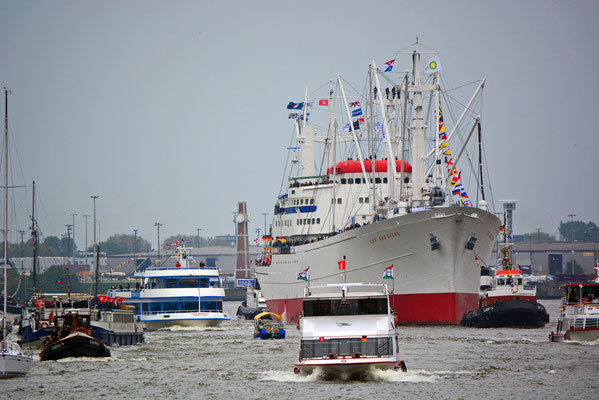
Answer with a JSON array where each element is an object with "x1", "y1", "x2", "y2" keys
[{"x1": 109, "y1": 244, "x2": 229, "y2": 330}]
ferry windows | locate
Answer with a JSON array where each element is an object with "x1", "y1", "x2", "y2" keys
[
  {"x1": 365, "y1": 197, "x2": 369, "y2": 203},
  {"x1": 200, "y1": 278, "x2": 210, "y2": 288},
  {"x1": 164, "y1": 302, "x2": 179, "y2": 312},
  {"x1": 209, "y1": 277, "x2": 221, "y2": 288},
  {"x1": 303, "y1": 298, "x2": 388, "y2": 317},
  {"x1": 310, "y1": 199, "x2": 314, "y2": 205},
  {"x1": 316, "y1": 218, "x2": 320, "y2": 224},
  {"x1": 375, "y1": 178, "x2": 382, "y2": 184},
  {"x1": 359, "y1": 197, "x2": 363, "y2": 204},
  {"x1": 355, "y1": 178, "x2": 361, "y2": 184},
  {"x1": 383, "y1": 177, "x2": 388, "y2": 183},
  {"x1": 201, "y1": 301, "x2": 219, "y2": 312},
  {"x1": 150, "y1": 302, "x2": 161, "y2": 314},
  {"x1": 297, "y1": 219, "x2": 301, "y2": 225},
  {"x1": 341, "y1": 178, "x2": 347, "y2": 184},
  {"x1": 312, "y1": 218, "x2": 315, "y2": 224},
  {"x1": 179, "y1": 278, "x2": 199, "y2": 288},
  {"x1": 300, "y1": 199, "x2": 304, "y2": 205},
  {"x1": 337, "y1": 198, "x2": 342, "y2": 204},
  {"x1": 166, "y1": 279, "x2": 178, "y2": 289},
  {"x1": 181, "y1": 302, "x2": 198, "y2": 312},
  {"x1": 348, "y1": 178, "x2": 354, "y2": 184}
]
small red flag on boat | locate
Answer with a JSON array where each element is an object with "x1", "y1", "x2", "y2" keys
[
  {"x1": 318, "y1": 337, "x2": 325, "y2": 342},
  {"x1": 318, "y1": 99, "x2": 328, "y2": 106},
  {"x1": 338, "y1": 260, "x2": 346, "y2": 270}
]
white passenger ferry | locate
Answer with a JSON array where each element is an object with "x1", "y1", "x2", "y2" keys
[
  {"x1": 550, "y1": 266, "x2": 599, "y2": 342},
  {"x1": 110, "y1": 244, "x2": 229, "y2": 330},
  {"x1": 294, "y1": 283, "x2": 404, "y2": 377}
]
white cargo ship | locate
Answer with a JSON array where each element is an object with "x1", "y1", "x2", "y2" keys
[{"x1": 256, "y1": 41, "x2": 500, "y2": 324}]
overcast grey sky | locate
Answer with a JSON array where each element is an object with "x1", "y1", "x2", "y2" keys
[{"x1": 1, "y1": 0, "x2": 597, "y2": 248}]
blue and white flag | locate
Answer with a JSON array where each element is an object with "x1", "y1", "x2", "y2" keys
[
  {"x1": 287, "y1": 102, "x2": 304, "y2": 110},
  {"x1": 288, "y1": 113, "x2": 298, "y2": 119},
  {"x1": 351, "y1": 108, "x2": 363, "y2": 117}
]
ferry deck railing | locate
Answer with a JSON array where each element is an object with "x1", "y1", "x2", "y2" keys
[{"x1": 300, "y1": 336, "x2": 393, "y2": 360}]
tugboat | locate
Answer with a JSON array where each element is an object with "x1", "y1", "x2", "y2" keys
[
  {"x1": 237, "y1": 278, "x2": 269, "y2": 320},
  {"x1": 294, "y1": 283, "x2": 405, "y2": 378},
  {"x1": 40, "y1": 311, "x2": 111, "y2": 361},
  {"x1": 550, "y1": 265, "x2": 599, "y2": 342},
  {"x1": 460, "y1": 214, "x2": 549, "y2": 328}
]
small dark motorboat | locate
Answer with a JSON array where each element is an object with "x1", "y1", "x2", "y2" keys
[{"x1": 40, "y1": 312, "x2": 110, "y2": 361}]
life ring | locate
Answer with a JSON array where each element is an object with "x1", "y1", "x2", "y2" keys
[{"x1": 39, "y1": 321, "x2": 50, "y2": 329}]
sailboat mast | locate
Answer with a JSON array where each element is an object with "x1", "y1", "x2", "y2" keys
[
  {"x1": 3, "y1": 87, "x2": 9, "y2": 350},
  {"x1": 31, "y1": 180, "x2": 37, "y2": 294}
]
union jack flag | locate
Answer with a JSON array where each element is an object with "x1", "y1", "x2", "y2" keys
[{"x1": 349, "y1": 101, "x2": 360, "y2": 107}]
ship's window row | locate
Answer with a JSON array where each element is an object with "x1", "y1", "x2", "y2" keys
[
  {"x1": 331, "y1": 198, "x2": 343, "y2": 204},
  {"x1": 290, "y1": 198, "x2": 316, "y2": 206},
  {"x1": 358, "y1": 197, "x2": 370, "y2": 204},
  {"x1": 154, "y1": 277, "x2": 221, "y2": 289},
  {"x1": 303, "y1": 298, "x2": 388, "y2": 317},
  {"x1": 274, "y1": 220, "x2": 292, "y2": 227},
  {"x1": 138, "y1": 301, "x2": 222, "y2": 314},
  {"x1": 575, "y1": 318, "x2": 598, "y2": 329},
  {"x1": 340, "y1": 177, "x2": 388, "y2": 184},
  {"x1": 297, "y1": 218, "x2": 320, "y2": 225}
]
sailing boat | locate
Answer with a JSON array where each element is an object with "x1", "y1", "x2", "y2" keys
[
  {"x1": 1, "y1": 87, "x2": 33, "y2": 377},
  {"x1": 256, "y1": 41, "x2": 501, "y2": 324}
]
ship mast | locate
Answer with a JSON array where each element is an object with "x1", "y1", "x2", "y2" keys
[
  {"x1": 410, "y1": 41, "x2": 426, "y2": 206},
  {"x1": 3, "y1": 87, "x2": 9, "y2": 351}
]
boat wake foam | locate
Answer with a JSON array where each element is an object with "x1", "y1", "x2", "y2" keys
[
  {"x1": 54, "y1": 356, "x2": 112, "y2": 363},
  {"x1": 157, "y1": 326, "x2": 226, "y2": 332},
  {"x1": 260, "y1": 368, "x2": 438, "y2": 383}
]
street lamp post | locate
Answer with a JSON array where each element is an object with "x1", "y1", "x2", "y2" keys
[
  {"x1": 568, "y1": 214, "x2": 576, "y2": 274},
  {"x1": 70, "y1": 213, "x2": 77, "y2": 260},
  {"x1": 90, "y1": 195, "x2": 99, "y2": 296},
  {"x1": 133, "y1": 229, "x2": 138, "y2": 257},
  {"x1": 82, "y1": 214, "x2": 90, "y2": 256},
  {"x1": 65, "y1": 224, "x2": 72, "y2": 267},
  {"x1": 155, "y1": 222, "x2": 163, "y2": 258}
]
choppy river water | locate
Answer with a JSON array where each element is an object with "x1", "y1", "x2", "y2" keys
[{"x1": 3, "y1": 299, "x2": 597, "y2": 399}]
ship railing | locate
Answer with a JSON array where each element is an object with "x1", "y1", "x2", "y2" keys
[
  {"x1": 271, "y1": 246, "x2": 295, "y2": 255},
  {"x1": 300, "y1": 336, "x2": 393, "y2": 360},
  {"x1": 140, "y1": 309, "x2": 223, "y2": 316}
]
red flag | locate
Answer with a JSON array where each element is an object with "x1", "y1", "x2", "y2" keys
[
  {"x1": 318, "y1": 99, "x2": 328, "y2": 106},
  {"x1": 318, "y1": 337, "x2": 325, "y2": 342},
  {"x1": 338, "y1": 260, "x2": 346, "y2": 270}
]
